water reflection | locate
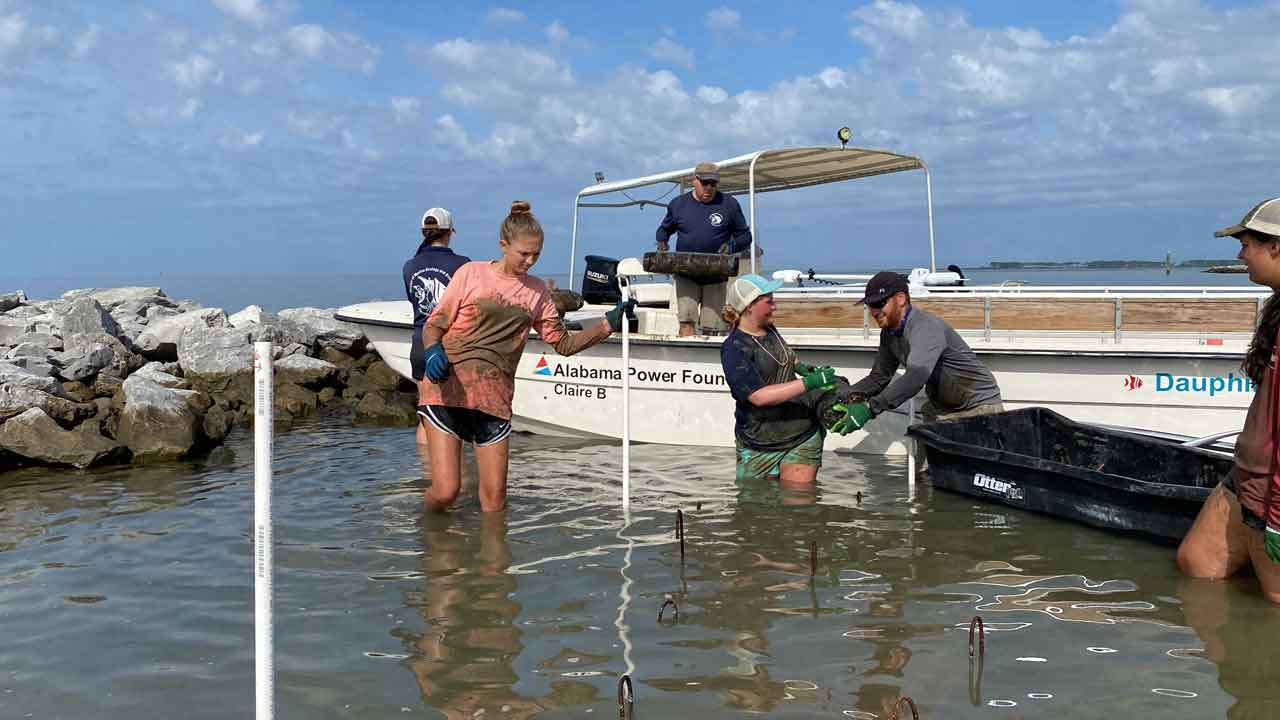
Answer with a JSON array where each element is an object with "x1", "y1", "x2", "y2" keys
[
  {"x1": 400, "y1": 513, "x2": 596, "y2": 718},
  {"x1": 1179, "y1": 577, "x2": 1280, "y2": 718}
]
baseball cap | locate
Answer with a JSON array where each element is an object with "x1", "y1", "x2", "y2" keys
[
  {"x1": 694, "y1": 161, "x2": 720, "y2": 182},
  {"x1": 859, "y1": 271, "x2": 909, "y2": 305},
  {"x1": 421, "y1": 207, "x2": 454, "y2": 230},
  {"x1": 727, "y1": 274, "x2": 784, "y2": 312},
  {"x1": 1215, "y1": 198, "x2": 1280, "y2": 238}
]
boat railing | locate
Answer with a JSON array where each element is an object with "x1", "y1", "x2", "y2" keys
[{"x1": 773, "y1": 284, "x2": 1266, "y2": 299}]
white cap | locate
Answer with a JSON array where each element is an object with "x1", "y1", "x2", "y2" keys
[{"x1": 421, "y1": 207, "x2": 454, "y2": 230}]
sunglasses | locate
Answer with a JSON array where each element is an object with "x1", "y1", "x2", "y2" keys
[{"x1": 697, "y1": 178, "x2": 718, "y2": 187}]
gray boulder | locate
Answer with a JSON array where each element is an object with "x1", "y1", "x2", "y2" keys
[
  {"x1": 6, "y1": 342, "x2": 53, "y2": 359},
  {"x1": 62, "y1": 333, "x2": 142, "y2": 380},
  {"x1": 274, "y1": 383, "x2": 318, "y2": 420},
  {"x1": 0, "y1": 383, "x2": 92, "y2": 425},
  {"x1": 0, "y1": 317, "x2": 26, "y2": 345},
  {"x1": 24, "y1": 314, "x2": 61, "y2": 336},
  {"x1": 116, "y1": 374, "x2": 205, "y2": 462},
  {"x1": 0, "y1": 290, "x2": 26, "y2": 313},
  {"x1": 177, "y1": 324, "x2": 254, "y2": 403},
  {"x1": 354, "y1": 389, "x2": 417, "y2": 426},
  {"x1": 2, "y1": 305, "x2": 42, "y2": 319},
  {"x1": 145, "y1": 305, "x2": 182, "y2": 324},
  {"x1": 132, "y1": 363, "x2": 190, "y2": 390},
  {"x1": 278, "y1": 307, "x2": 364, "y2": 351},
  {"x1": 274, "y1": 354, "x2": 340, "y2": 387},
  {"x1": 229, "y1": 305, "x2": 315, "y2": 348},
  {"x1": 7, "y1": 356, "x2": 55, "y2": 378},
  {"x1": 135, "y1": 308, "x2": 229, "y2": 361},
  {"x1": 61, "y1": 298, "x2": 120, "y2": 338},
  {"x1": 0, "y1": 362, "x2": 64, "y2": 395},
  {"x1": 62, "y1": 287, "x2": 170, "y2": 311},
  {"x1": 12, "y1": 332, "x2": 62, "y2": 352},
  {"x1": 0, "y1": 407, "x2": 122, "y2": 468},
  {"x1": 52, "y1": 342, "x2": 114, "y2": 383}
]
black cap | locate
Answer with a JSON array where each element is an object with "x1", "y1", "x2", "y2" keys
[{"x1": 859, "y1": 271, "x2": 909, "y2": 305}]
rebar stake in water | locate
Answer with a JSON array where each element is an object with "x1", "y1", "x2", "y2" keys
[
  {"x1": 891, "y1": 696, "x2": 919, "y2": 720},
  {"x1": 809, "y1": 540, "x2": 817, "y2": 579},
  {"x1": 969, "y1": 616, "x2": 985, "y2": 659},
  {"x1": 676, "y1": 509, "x2": 685, "y2": 562},
  {"x1": 658, "y1": 598, "x2": 678, "y2": 623},
  {"x1": 617, "y1": 674, "x2": 634, "y2": 719}
]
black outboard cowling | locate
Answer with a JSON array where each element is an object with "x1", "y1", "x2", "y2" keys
[
  {"x1": 946, "y1": 264, "x2": 967, "y2": 285},
  {"x1": 581, "y1": 255, "x2": 621, "y2": 304}
]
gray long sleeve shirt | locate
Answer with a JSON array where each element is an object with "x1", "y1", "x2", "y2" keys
[{"x1": 849, "y1": 306, "x2": 1001, "y2": 416}]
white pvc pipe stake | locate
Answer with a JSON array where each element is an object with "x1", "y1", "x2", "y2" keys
[
  {"x1": 253, "y1": 341, "x2": 275, "y2": 720},
  {"x1": 907, "y1": 397, "x2": 917, "y2": 491},
  {"x1": 619, "y1": 279, "x2": 632, "y2": 512}
]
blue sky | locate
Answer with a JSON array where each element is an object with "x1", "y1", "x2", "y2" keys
[{"x1": 2, "y1": 0, "x2": 1277, "y2": 296}]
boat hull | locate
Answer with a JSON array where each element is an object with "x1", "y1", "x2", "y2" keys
[{"x1": 346, "y1": 302, "x2": 1253, "y2": 456}]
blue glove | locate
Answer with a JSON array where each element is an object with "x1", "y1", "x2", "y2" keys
[
  {"x1": 605, "y1": 298, "x2": 637, "y2": 332},
  {"x1": 424, "y1": 343, "x2": 450, "y2": 383},
  {"x1": 1266, "y1": 526, "x2": 1280, "y2": 564}
]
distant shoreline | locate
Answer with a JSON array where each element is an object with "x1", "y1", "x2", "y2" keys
[{"x1": 981, "y1": 259, "x2": 1237, "y2": 270}]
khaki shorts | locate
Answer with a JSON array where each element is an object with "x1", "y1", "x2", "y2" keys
[{"x1": 674, "y1": 275, "x2": 728, "y2": 331}]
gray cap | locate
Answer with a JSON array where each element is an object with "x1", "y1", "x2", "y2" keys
[{"x1": 1215, "y1": 197, "x2": 1280, "y2": 238}]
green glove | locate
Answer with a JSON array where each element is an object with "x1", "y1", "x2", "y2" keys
[
  {"x1": 800, "y1": 366, "x2": 836, "y2": 392},
  {"x1": 1266, "y1": 526, "x2": 1280, "y2": 564},
  {"x1": 829, "y1": 401, "x2": 873, "y2": 434},
  {"x1": 794, "y1": 361, "x2": 819, "y2": 376}
]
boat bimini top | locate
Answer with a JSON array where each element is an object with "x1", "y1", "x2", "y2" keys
[{"x1": 568, "y1": 146, "x2": 935, "y2": 291}]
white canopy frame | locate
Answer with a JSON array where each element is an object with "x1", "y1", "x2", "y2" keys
[{"x1": 567, "y1": 146, "x2": 935, "y2": 291}]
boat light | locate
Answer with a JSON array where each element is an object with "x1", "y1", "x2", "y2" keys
[
  {"x1": 594, "y1": 171, "x2": 605, "y2": 184},
  {"x1": 837, "y1": 126, "x2": 852, "y2": 149}
]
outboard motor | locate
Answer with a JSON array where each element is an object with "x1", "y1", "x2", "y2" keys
[
  {"x1": 947, "y1": 264, "x2": 967, "y2": 286},
  {"x1": 907, "y1": 267, "x2": 965, "y2": 287},
  {"x1": 581, "y1": 255, "x2": 621, "y2": 304}
]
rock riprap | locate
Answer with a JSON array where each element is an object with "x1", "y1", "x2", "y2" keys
[{"x1": 0, "y1": 288, "x2": 412, "y2": 472}]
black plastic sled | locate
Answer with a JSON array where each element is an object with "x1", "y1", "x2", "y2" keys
[{"x1": 907, "y1": 407, "x2": 1231, "y2": 543}]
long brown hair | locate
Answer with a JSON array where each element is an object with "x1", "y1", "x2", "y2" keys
[
  {"x1": 501, "y1": 200, "x2": 543, "y2": 244},
  {"x1": 1242, "y1": 231, "x2": 1280, "y2": 383}
]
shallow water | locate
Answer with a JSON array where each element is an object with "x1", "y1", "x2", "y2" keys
[{"x1": 2, "y1": 419, "x2": 1278, "y2": 719}]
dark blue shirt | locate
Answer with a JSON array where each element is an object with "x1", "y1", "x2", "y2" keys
[
  {"x1": 402, "y1": 245, "x2": 470, "y2": 345},
  {"x1": 720, "y1": 327, "x2": 820, "y2": 451},
  {"x1": 655, "y1": 191, "x2": 752, "y2": 254}
]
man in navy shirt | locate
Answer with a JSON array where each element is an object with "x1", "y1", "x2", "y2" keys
[
  {"x1": 655, "y1": 161, "x2": 753, "y2": 336},
  {"x1": 403, "y1": 207, "x2": 470, "y2": 445}
]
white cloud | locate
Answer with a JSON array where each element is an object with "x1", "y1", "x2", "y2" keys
[
  {"x1": 286, "y1": 24, "x2": 330, "y2": 57},
  {"x1": 486, "y1": 8, "x2": 525, "y2": 24},
  {"x1": 179, "y1": 97, "x2": 201, "y2": 119},
  {"x1": 169, "y1": 54, "x2": 223, "y2": 91},
  {"x1": 697, "y1": 85, "x2": 728, "y2": 104},
  {"x1": 391, "y1": 96, "x2": 420, "y2": 124},
  {"x1": 286, "y1": 24, "x2": 380, "y2": 73},
  {"x1": 706, "y1": 6, "x2": 742, "y2": 34},
  {"x1": 1192, "y1": 85, "x2": 1271, "y2": 117},
  {"x1": 0, "y1": 13, "x2": 26, "y2": 54},
  {"x1": 286, "y1": 109, "x2": 342, "y2": 139},
  {"x1": 221, "y1": 128, "x2": 265, "y2": 149},
  {"x1": 213, "y1": 0, "x2": 268, "y2": 26},
  {"x1": 850, "y1": 0, "x2": 926, "y2": 40},
  {"x1": 649, "y1": 36, "x2": 694, "y2": 70},
  {"x1": 546, "y1": 20, "x2": 569, "y2": 44},
  {"x1": 418, "y1": 38, "x2": 575, "y2": 110},
  {"x1": 70, "y1": 23, "x2": 99, "y2": 58},
  {"x1": 239, "y1": 76, "x2": 263, "y2": 94}
]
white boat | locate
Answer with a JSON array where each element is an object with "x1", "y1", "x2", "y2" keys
[{"x1": 338, "y1": 145, "x2": 1264, "y2": 455}]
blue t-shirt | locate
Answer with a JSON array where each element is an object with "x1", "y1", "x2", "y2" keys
[
  {"x1": 402, "y1": 245, "x2": 470, "y2": 344},
  {"x1": 720, "y1": 327, "x2": 820, "y2": 451},
  {"x1": 655, "y1": 191, "x2": 752, "y2": 254}
]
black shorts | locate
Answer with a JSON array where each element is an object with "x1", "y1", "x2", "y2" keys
[
  {"x1": 418, "y1": 404, "x2": 512, "y2": 447},
  {"x1": 410, "y1": 338, "x2": 425, "y2": 381}
]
